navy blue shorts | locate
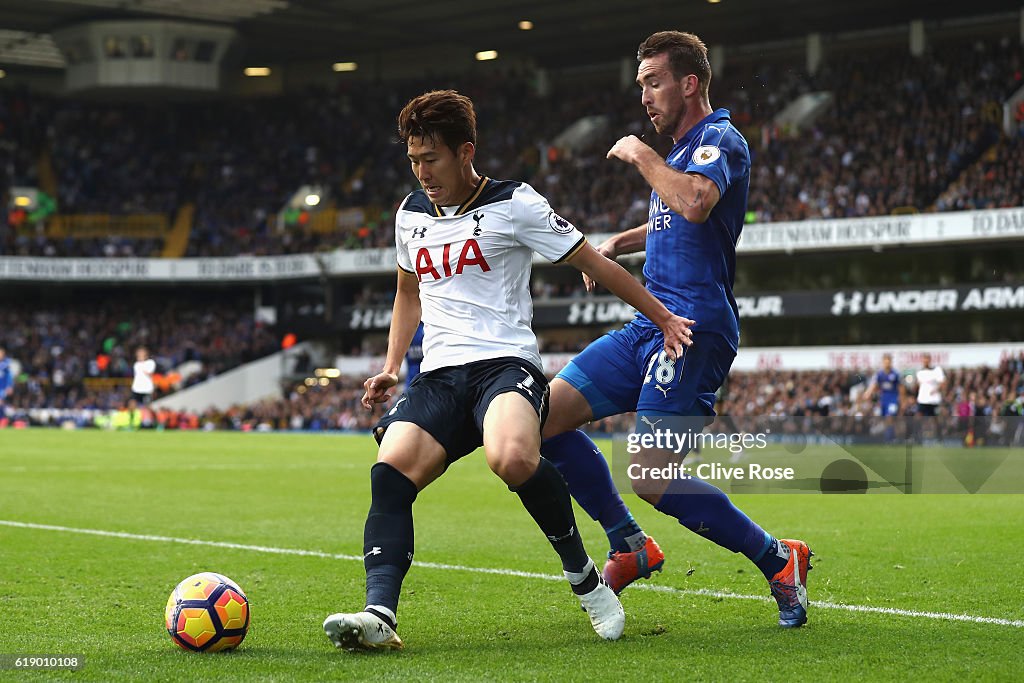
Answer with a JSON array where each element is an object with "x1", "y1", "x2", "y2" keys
[
  {"x1": 555, "y1": 321, "x2": 735, "y2": 419},
  {"x1": 374, "y1": 356, "x2": 548, "y2": 466}
]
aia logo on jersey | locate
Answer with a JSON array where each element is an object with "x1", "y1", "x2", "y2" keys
[{"x1": 415, "y1": 239, "x2": 491, "y2": 281}]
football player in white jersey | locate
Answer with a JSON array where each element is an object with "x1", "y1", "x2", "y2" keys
[{"x1": 324, "y1": 89, "x2": 694, "y2": 651}]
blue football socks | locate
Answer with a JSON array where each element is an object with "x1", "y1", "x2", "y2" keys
[
  {"x1": 654, "y1": 474, "x2": 783, "y2": 576},
  {"x1": 604, "y1": 512, "x2": 648, "y2": 553},
  {"x1": 752, "y1": 536, "x2": 791, "y2": 579}
]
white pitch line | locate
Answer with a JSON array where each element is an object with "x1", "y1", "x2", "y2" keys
[
  {"x1": 0, "y1": 463, "x2": 360, "y2": 473},
  {"x1": 2, "y1": 520, "x2": 1022, "y2": 629}
]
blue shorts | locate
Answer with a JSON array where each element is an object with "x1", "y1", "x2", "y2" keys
[
  {"x1": 881, "y1": 398, "x2": 900, "y2": 417},
  {"x1": 556, "y1": 321, "x2": 736, "y2": 419}
]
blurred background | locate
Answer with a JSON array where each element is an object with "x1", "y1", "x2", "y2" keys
[{"x1": 0, "y1": 0, "x2": 1022, "y2": 436}]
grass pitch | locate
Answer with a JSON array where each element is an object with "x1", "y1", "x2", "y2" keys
[{"x1": 1, "y1": 430, "x2": 1022, "y2": 681}]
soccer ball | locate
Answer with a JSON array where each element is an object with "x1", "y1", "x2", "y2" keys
[{"x1": 165, "y1": 572, "x2": 250, "y2": 652}]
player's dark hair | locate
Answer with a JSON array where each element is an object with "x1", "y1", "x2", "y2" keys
[
  {"x1": 638, "y1": 31, "x2": 711, "y2": 99},
  {"x1": 397, "y1": 90, "x2": 477, "y2": 153}
]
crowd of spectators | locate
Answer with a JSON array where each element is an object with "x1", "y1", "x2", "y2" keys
[
  {"x1": 0, "y1": 293, "x2": 279, "y2": 415},
  {"x1": 715, "y1": 354, "x2": 1024, "y2": 419},
  {"x1": 2, "y1": 34, "x2": 1022, "y2": 426},
  {"x1": 2, "y1": 33, "x2": 1022, "y2": 259},
  {"x1": 747, "y1": 37, "x2": 1023, "y2": 222},
  {"x1": 0, "y1": 88, "x2": 44, "y2": 197},
  {"x1": 196, "y1": 378, "x2": 384, "y2": 432},
  {"x1": 6, "y1": 350, "x2": 1022, "y2": 442},
  {"x1": 935, "y1": 130, "x2": 1024, "y2": 212}
]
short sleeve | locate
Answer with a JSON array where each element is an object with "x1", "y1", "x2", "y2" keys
[
  {"x1": 144, "y1": 360, "x2": 156, "y2": 373},
  {"x1": 394, "y1": 195, "x2": 415, "y2": 273},
  {"x1": 510, "y1": 184, "x2": 586, "y2": 263},
  {"x1": 684, "y1": 125, "x2": 746, "y2": 198}
]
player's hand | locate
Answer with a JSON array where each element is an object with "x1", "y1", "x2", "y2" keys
[
  {"x1": 361, "y1": 371, "x2": 399, "y2": 410},
  {"x1": 607, "y1": 135, "x2": 650, "y2": 165},
  {"x1": 659, "y1": 313, "x2": 696, "y2": 360},
  {"x1": 583, "y1": 240, "x2": 618, "y2": 292}
]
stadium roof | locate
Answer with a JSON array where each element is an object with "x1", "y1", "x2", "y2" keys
[{"x1": 0, "y1": 0, "x2": 1020, "y2": 70}]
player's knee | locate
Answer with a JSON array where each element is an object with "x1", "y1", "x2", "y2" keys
[
  {"x1": 376, "y1": 448, "x2": 421, "y2": 483},
  {"x1": 486, "y1": 440, "x2": 540, "y2": 487},
  {"x1": 368, "y1": 462, "x2": 418, "y2": 512},
  {"x1": 376, "y1": 424, "x2": 446, "y2": 489}
]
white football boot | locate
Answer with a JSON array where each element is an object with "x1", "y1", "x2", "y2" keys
[
  {"x1": 323, "y1": 610, "x2": 403, "y2": 651},
  {"x1": 573, "y1": 567, "x2": 626, "y2": 640}
]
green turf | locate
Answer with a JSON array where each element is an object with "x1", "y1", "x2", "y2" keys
[{"x1": 0, "y1": 431, "x2": 1021, "y2": 681}]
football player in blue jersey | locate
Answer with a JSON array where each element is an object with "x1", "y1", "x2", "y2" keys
[
  {"x1": 864, "y1": 353, "x2": 905, "y2": 442},
  {"x1": 0, "y1": 345, "x2": 13, "y2": 408},
  {"x1": 540, "y1": 31, "x2": 813, "y2": 628},
  {"x1": 864, "y1": 353, "x2": 904, "y2": 418}
]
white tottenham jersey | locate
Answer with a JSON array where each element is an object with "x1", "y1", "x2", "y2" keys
[
  {"x1": 132, "y1": 359, "x2": 156, "y2": 394},
  {"x1": 916, "y1": 366, "x2": 945, "y2": 405},
  {"x1": 395, "y1": 178, "x2": 586, "y2": 373}
]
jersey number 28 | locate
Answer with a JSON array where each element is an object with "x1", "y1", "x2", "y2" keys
[{"x1": 643, "y1": 350, "x2": 678, "y2": 385}]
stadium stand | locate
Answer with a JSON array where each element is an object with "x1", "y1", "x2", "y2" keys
[
  {"x1": 0, "y1": 293, "x2": 278, "y2": 418},
  {"x1": 1, "y1": 22, "x2": 1022, "y2": 433},
  {"x1": 2, "y1": 34, "x2": 1022, "y2": 258},
  {"x1": 936, "y1": 133, "x2": 1024, "y2": 211},
  {"x1": 5, "y1": 354, "x2": 1022, "y2": 432},
  {"x1": 715, "y1": 358, "x2": 1024, "y2": 418},
  {"x1": 748, "y1": 37, "x2": 1023, "y2": 221}
]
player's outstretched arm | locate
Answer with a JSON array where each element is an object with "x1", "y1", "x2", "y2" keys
[
  {"x1": 602, "y1": 223, "x2": 649, "y2": 256},
  {"x1": 567, "y1": 242, "x2": 694, "y2": 359},
  {"x1": 582, "y1": 223, "x2": 647, "y2": 292},
  {"x1": 362, "y1": 269, "x2": 421, "y2": 409},
  {"x1": 607, "y1": 135, "x2": 721, "y2": 223}
]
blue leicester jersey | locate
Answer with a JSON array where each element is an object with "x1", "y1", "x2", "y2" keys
[
  {"x1": 0, "y1": 357, "x2": 12, "y2": 394},
  {"x1": 405, "y1": 322, "x2": 425, "y2": 386},
  {"x1": 876, "y1": 369, "x2": 901, "y2": 401},
  {"x1": 640, "y1": 109, "x2": 750, "y2": 349}
]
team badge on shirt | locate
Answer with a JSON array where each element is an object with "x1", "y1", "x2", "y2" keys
[{"x1": 692, "y1": 145, "x2": 721, "y2": 165}]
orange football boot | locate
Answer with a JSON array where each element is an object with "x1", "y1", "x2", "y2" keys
[
  {"x1": 601, "y1": 536, "x2": 665, "y2": 595},
  {"x1": 768, "y1": 539, "x2": 813, "y2": 627}
]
